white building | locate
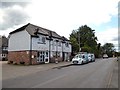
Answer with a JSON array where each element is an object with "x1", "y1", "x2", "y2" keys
[{"x1": 8, "y1": 23, "x2": 71, "y2": 65}]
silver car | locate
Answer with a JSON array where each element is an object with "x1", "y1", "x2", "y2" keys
[{"x1": 103, "y1": 54, "x2": 108, "y2": 59}]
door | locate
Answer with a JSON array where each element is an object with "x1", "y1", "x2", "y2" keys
[
  {"x1": 37, "y1": 51, "x2": 49, "y2": 63},
  {"x1": 39, "y1": 51, "x2": 45, "y2": 63},
  {"x1": 62, "y1": 52, "x2": 65, "y2": 61},
  {"x1": 44, "y1": 52, "x2": 49, "y2": 63}
]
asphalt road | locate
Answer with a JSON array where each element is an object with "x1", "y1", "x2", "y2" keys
[{"x1": 2, "y1": 58, "x2": 118, "y2": 88}]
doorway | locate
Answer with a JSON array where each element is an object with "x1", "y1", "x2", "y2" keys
[{"x1": 37, "y1": 51, "x2": 49, "y2": 63}]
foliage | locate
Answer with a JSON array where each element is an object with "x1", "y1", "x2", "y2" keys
[
  {"x1": 70, "y1": 25, "x2": 99, "y2": 57},
  {"x1": 69, "y1": 25, "x2": 116, "y2": 58},
  {"x1": 102, "y1": 43, "x2": 116, "y2": 57}
]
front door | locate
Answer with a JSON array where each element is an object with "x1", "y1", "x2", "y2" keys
[
  {"x1": 44, "y1": 52, "x2": 49, "y2": 63},
  {"x1": 38, "y1": 51, "x2": 49, "y2": 63}
]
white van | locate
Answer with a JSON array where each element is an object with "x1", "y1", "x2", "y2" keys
[
  {"x1": 88, "y1": 53, "x2": 95, "y2": 62},
  {"x1": 72, "y1": 53, "x2": 88, "y2": 64}
]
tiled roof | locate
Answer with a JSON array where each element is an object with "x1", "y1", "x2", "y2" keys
[
  {"x1": 62, "y1": 36, "x2": 69, "y2": 41},
  {"x1": 10, "y1": 23, "x2": 62, "y2": 39}
]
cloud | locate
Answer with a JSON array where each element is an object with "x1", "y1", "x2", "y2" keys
[
  {"x1": 0, "y1": 2, "x2": 30, "y2": 30},
  {"x1": 96, "y1": 28, "x2": 118, "y2": 51},
  {"x1": 112, "y1": 37, "x2": 118, "y2": 42},
  {"x1": 0, "y1": 0, "x2": 119, "y2": 47},
  {"x1": 23, "y1": 0, "x2": 118, "y2": 38},
  {"x1": 0, "y1": 0, "x2": 118, "y2": 31},
  {"x1": 1, "y1": 2, "x2": 30, "y2": 8},
  {"x1": 96, "y1": 28, "x2": 118, "y2": 44}
]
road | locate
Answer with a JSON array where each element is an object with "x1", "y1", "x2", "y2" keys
[{"x1": 2, "y1": 58, "x2": 118, "y2": 88}]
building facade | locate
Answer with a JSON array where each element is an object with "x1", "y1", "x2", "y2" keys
[
  {"x1": 0, "y1": 36, "x2": 8, "y2": 61},
  {"x1": 8, "y1": 23, "x2": 71, "y2": 65}
]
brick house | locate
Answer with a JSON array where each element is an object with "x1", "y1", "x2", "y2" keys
[
  {"x1": 8, "y1": 23, "x2": 71, "y2": 65},
  {"x1": 0, "y1": 35, "x2": 8, "y2": 61}
]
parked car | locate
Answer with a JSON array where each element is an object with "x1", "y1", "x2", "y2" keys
[
  {"x1": 72, "y1": 53, "x2": 88, "y2": 65},
  {"x1": 103, "y1": 54, "x2": 108, "y2": 59}
]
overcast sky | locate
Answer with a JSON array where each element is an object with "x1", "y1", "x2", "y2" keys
[{"x1": 0, "y1": 0, "x2": 119, "y2": 51}]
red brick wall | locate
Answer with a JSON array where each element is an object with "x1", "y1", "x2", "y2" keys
[
  {"x1": 50, "y1": 57, "x2": 63, "y2": 63},
  {"x1": 8, "y1": 50, "x2": 41, "y2": 65},
  {"x1": 8, "y1": 50, "x2": 71, "y2": 65},
  {"x1": 31, "y1": 51, "x2": 39, "y2": 65},
  {"x1": 8, "y1": 51, "x2": 30, "y2": 65}
]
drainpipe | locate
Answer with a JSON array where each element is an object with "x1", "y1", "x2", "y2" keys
[
  {"x1": 29, "y1": 36, "x2": 32, "y2": 65},
  {"x1": 62, "y1": 41, "x2": 63, "y2": 61},
  {"x1": 49, "y1": 39, "x2": 51, "y2": 63}
]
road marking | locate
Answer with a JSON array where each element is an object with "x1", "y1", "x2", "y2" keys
[
  {"x1": 32, "y1": 74, "x2": 66, "y2": 88},
  {"x1": 106, "y1": 71, "x2": 113, "y2": 88},
  {"x1": 37, "y1": 67, "x2": 43, "y2": 69},
  {"x1": 105, "y1": 60, "x2": 115, "y2": 88}
]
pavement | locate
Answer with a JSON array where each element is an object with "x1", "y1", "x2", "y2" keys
[{"x1": 2, "y1": 61, "x2": 71, "y2": 80}]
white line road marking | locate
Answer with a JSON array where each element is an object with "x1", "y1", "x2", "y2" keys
[
  {"x1": 32, "y1": 74, "x2": 66, "y2": 88},
  {"x1": 37, "y1": 67, "x2": 43, "y2": 69},
  {"x1": 106, "y1": 71, "x2": 113, "y2": 88}
]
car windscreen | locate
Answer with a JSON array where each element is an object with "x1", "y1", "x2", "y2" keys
[{"x1": 74, "y1": 54, "x2": 82, "y2": 58}]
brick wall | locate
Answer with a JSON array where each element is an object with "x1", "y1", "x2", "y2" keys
[
  {"x1": 31, "y1": 51, "x2": 38, "y2": 65},
  {"x1": 50, "y1": 57, "x2": 63, "y2": 63},
  {"x1": 8, "y1": 50, "x2": 71, "y2": 65},
  {"x1": 8, "y1": 51, "x2": 30, "y2": 65},
  {"x1": 8, "y1": 50, "x2": 44, "y2": 65}
]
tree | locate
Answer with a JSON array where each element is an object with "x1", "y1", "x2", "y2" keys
[
  {"x1": 70, "y1": 25, "x2": 99, "y2": 57},
  {"x1": 78, "y1": 25, "x2": 98, "y2": 48},
  {"x1": 102, "y1": 43, "x2": 115, "y2": 57}
]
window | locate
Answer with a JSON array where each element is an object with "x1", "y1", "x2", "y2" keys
[
  {"x1": 3, "y1": 47, "x2": 8, "y2": 51},
  {"x1": 2, "y1": 54, "x2": 6, "y2": 57},
  {"x1": 42, "y1": 37, "x2": 45, "y2": 43},
  {"x1": 58, "y1": 41, "x2": 61, "y2": 47},
  {"x1": 37, "y1": 36, "x2": 46, "y2": 44},
  {"x1": 65, "y1": 42, "x2": 69, "y2": 47},
  {"x1": 46, "y1": 52, "x2": 48, "y2": 57},
  {"x1": 82, "y1": 55, "x2": 85, "y2": 58}
]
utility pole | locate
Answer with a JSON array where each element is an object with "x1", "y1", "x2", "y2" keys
[{"x1": 78, "y1": 31, "x2": 81, "y2": 52}]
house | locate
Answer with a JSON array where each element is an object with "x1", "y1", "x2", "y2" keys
[
  {"x1": 8, "y1": 23, "x2": 71, "y2": 65},
  {"x1": 0, "y1": 35, "x2": 8, "y2": 61}
]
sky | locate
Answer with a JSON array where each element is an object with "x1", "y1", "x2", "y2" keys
[{"x1": 0, "y1": 0, "x2": 119, "y2": 51}]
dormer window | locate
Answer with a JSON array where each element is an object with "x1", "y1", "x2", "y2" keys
[
  {"x1": 65, "y1": 42, "x2": 69, "y2": 47},
  {"x1": 42, "y1": 37, "x2": 45, "y2": 43},
  {"x1": 37, "y1": 36, "x2": 46, "y2": 44}
]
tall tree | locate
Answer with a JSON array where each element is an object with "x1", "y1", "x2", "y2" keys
[
  {"x1": 102, "y1": 43, "x2": 115, "y2": 57},
  {"x1": 70, "y1": 25, "x2": 98, "y2": 57}
]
